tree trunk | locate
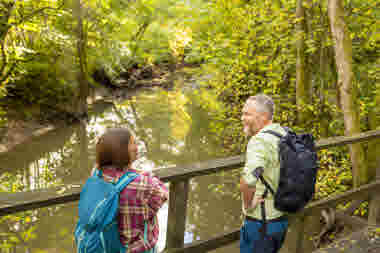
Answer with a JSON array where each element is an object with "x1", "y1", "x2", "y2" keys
[
  {"x1": 78, "y1": 122, "x2": 90, "y2": 179},
  {"x1": 328, "y1": 0, "x2": 368, "y2": 187},
  {"x1": 296, "y1": 0, "x2": 310, "y2": 125},
  {"x1": 318, "y1": 37, "x2": 330, "y2": 138},
  {"x1": 74, "y1": 0, "x2": 89, "y2": 117}
]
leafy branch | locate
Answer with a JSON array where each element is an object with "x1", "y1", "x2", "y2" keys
[
  {"x1": 0, "y1": 39, "x2": 6, "y2": 75},
  {"x1": 12, "y1": 2, "x2": 65, "y2": 27},
  {"x1": 0, "y1": 2, "x2": 64, "y2": 86}
]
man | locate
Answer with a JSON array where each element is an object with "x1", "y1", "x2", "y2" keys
[{"x1": 240, "y1": 94, "x2": 288, "y2": 253}]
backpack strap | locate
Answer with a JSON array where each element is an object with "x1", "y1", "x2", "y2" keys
[
  {"x1": 253, "y1": 167, "x2": 273, "y2": 238},
  {"x1": 253, "y1": 167, "x2": 276, "y2": 196},
  {"x1": 260, "y1": 188, "x2": 269, "y2": 238},
  {"x1": 115, "y1": 171, "x2": 139, "y2": 193},
  {"x1": 259, "y1": 129, "x2": 283, "y2": 196},
  {"x1": 92, "y1": 168, "x2": 102, "y2": 177},
  {"x1": 263, "y1": 130, "x2": 283, "y2": 139}
]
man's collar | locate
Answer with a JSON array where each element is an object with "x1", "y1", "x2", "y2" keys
[{"x1": 256, "y1": 123, "x2": 276, "y2": 135}]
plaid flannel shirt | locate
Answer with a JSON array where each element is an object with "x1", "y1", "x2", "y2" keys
[{"x1": 102, "y1": 167, "x2": 168, "y2": 253}]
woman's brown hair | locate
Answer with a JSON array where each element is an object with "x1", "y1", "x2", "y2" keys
[{"x1": 96, "y1": 128, "x2": 132, "y2": 169}]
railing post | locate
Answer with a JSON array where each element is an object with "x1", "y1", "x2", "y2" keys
[
  {"x1": 368, "y1": 163, "x2": 380, "y2": 226},
  {"x1": 166, "y1": 180, "x2": 190, "y2": 249},
  {"x1": 295, "y1": 214, "x2": 306, "y2": 253}
]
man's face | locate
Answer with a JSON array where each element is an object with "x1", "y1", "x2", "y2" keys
[{"x1": 241, "y1": 101, "x2": 262, "y2": 137}]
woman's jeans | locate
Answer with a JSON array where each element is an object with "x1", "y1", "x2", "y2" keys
[{"x1": 240, "y1": 217, "x2": 288, "y2": 253}]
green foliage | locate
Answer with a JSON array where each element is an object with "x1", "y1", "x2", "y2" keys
[
  {"x1": 0, "y1": 173, "x2": 25, "y2": 192},
  {"x1": 315, "y1": 148, "x2": 353, "y2": 199}
]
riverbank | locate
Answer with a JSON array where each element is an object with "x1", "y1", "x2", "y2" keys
[{"x1": 0, "y1": 63, "x2": 199, "y2": 154}]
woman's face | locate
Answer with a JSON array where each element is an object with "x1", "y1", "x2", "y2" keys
[{"x1": 128, "y1": 136, "x2": 138, "y2": 165}]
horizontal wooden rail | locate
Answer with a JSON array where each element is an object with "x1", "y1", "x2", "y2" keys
[
  {"x1": 155, "y1": 155, "x2": 244, "y2": 182},
  {"x1": 164, "y1": 229, "x2": 240, "y2": 253},
  {"x1": 0, "y1": 184, "x2": 82, "y2": 216},
  {"x1": 1, "y1": 129, "x2": 380, "y2": 216},
  {"x1": 315, "y1": 129, "x2": 380, "y2": 150},
  {"x1": 300, "y1": 180, "x2": 380, "y2": 216}
]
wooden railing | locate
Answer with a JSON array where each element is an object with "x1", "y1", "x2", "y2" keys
[{"x1": 1, "y1": 129, "x2": 380, "y2": 252}]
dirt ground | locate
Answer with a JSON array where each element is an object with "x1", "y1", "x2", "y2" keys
[{"x1": 313, "y1": 226, "x2": 380, "y2": 253}]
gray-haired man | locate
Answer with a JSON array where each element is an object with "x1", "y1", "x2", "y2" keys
[{"x1": 239, "y1": 94, "x2": 288, "y2": 253}]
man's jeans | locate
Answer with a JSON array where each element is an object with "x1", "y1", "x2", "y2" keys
[{"x1": 240, "y1": 218, "x2": 288, "y2": 253}]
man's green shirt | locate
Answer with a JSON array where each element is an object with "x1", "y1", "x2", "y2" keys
[{"x1": 242, "y1": 123, "x2": 286, "y2": 220}]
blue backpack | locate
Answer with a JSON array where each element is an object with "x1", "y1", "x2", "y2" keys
[{"x1": 74, "y1": 169, "x2": 139, "y2": 253}]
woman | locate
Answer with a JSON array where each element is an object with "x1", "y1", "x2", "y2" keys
[{"x1": 96, "y1": 128, "x2": 168, "y2": 253}]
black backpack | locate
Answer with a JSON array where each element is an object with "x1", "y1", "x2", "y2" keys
[{"x1": 253, "y1": 127, "x2": 318, "y2": 213}]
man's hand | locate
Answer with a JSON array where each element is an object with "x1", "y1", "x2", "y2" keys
[
  {"x1": 240, "y1": 177, "x2": 256, "y2": 210},
  {"x1": 251, "y1": 196, "x2": 264, "y2": 209}
]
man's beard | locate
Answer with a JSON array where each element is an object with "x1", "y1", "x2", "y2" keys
[
  {"x1": 243, "y1": 120, "x2": 261, "y2": 137},
  {"x1": 243, "y1": 125, "x2": 254, "y2": 137}
]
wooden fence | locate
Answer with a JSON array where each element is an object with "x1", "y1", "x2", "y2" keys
[{"x1": 1, "y1": 129, "x2": 380, "y2": 252}]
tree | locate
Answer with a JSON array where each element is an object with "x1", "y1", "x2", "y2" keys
[
  {"x1": 74, "y1": 0, "x2": 89, "y2": 117},
  {"x1": 295, "y1": 0, "x2": 311, "y2": 125},
  {"x1": 328, "y1": 0, "x2": 368, "y2": 187}
]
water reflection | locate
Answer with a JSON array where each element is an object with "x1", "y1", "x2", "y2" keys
[{"x1": 0, "y1": 81, "x2": 323, "y2": 252}]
